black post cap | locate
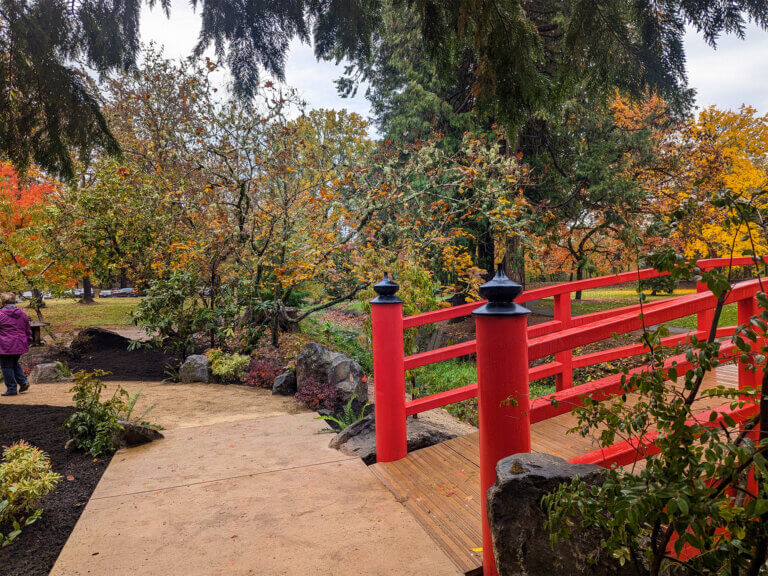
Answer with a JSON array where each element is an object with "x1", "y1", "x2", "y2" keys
[
  {"x1": 371, "y1": 272, "x2": 403, "y2": 304},
  {"x1": 473, "y1": 264, "x2": 530, "y2": 316}
]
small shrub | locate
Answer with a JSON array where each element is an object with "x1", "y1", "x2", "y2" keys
[
  {"x1": 55, "y1": 361, "x2": 72, "y2": 379},
  {"x1": 123, "y1": 389, "x2": 160, "y2": 429},
  {"x1": 63, "y1": 370, "x2": 128, "y2": 457},
  {"x1": 0, "y1": 441, "x2": 61, "y2": 547},
  {"x1": 295, "y1": 377, "x2": 340, "y2": 411},
  {"x1": 207, "y1": 349, "x2": 250, "y2": 383},
  {"x1": 244, "y1": 358, "x2": 282, "y2": 388},
  {"x1": 316, "y1": 395, "x2": 369, "y2": 430},
  {"x1": 63, "y1": 372, "x2": 161, "y2": 456},
  {"x1": 163, "y1": 364, "x2": 181, "y2": 383}
]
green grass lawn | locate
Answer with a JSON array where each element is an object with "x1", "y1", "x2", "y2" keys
[
  {"x1": 410, "y1": 359, "x2": 555, "y2": 426},
  {"x1": 30, "y1": 298, "x2": 141, "y2": 330}
]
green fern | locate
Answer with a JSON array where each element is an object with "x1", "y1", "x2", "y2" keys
[{"x1": 316, "y1": 394, "x2": 370, "y2": 431}]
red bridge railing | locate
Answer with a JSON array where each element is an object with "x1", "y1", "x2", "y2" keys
[{"x1": 370, "y1": 257, "x2": 767, "y2": 576}]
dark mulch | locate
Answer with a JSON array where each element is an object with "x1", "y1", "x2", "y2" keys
[
  {"x1": 67, "y1": 346, "x2": 178, "y2": 381},
  {"x1": 0, "y1": 404, "x2": 112, "y2": 576},
  {"x1": 20, "y1": 328, "x2": 180, "y2": 381}
]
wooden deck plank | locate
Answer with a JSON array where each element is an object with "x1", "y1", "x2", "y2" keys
[{"x1": 371, "y1": 364, "x2": 740, "y2": 575}]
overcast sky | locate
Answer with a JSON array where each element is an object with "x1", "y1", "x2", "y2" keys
[{"x1": 141, "y1": 2, "x2": 768, "y2": 125}]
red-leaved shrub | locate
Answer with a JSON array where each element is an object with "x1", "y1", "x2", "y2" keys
[
  {"x1": 295, "y1": 377, "x2": 340, "y2": 411},
  {"x1": 244, "y1": 358, "x2": 282, "y2": 388}
]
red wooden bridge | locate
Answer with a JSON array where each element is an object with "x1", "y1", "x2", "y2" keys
[{"x1": 368, "y1": 257, "x2": 765, "y2": 576}]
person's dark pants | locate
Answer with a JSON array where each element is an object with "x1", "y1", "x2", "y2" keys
[{"x1": 0, "y1": 355, "x2": 27, "y2": 394}]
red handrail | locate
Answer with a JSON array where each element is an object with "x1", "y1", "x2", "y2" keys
[
  {"x1": 373, "y1": 259, "x2": 767, "y2": 460},
  {"x1": 401, "y1": 256, "x2": 767, "y2": 329}
]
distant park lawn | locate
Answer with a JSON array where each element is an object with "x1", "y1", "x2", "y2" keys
[
  {"x1": 535, "y1": 287, "x2": 738, "y2": 330},
  {"x1": 30, "y1": 298, "x2": 140, "y2": 331}
]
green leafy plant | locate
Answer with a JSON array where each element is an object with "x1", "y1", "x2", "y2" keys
[
  {"x1": 132, "y1": 270, "x2": 221, "y2": 355},
  {"x1": 163, "y1": 364, "x2": 181, "y2": 383},
  {"x1": 207, "y1": 349, "x2": 250, "y2": 383},
  {"x1": 123, "y1": 388, "x2": 160, "y2": 429},
  {"x1": 316, "y1": 394, "x2": 370, "y2": 430},
  {"x1": 544, "y1": 255, "x2": 768, "y2": 575},
  {"x1": 63, "y1": 370, "x2": 128, "y2": 457},
  {"x1": 55, "y1": 361, "x2": 72, "y2": 379},
  {"x1": 0, "y1": 441, "x2": 61, "y2": 548},
  {"x1": 64, "y1": 372, "x2": 162, "y2": 456}
]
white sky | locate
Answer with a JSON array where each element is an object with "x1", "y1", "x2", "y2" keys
[{"x1": 141, "y1": 2, "x2": 768, "y2": 125}]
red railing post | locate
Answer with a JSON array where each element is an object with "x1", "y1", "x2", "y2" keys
[
  {"x1": 737, "y1": 294, "x2": 762, "y2": 498},
  {"x1": 554, "y1": 292, "x2": 573, "y2": 390},
  {"x1": 371, "y1": 273, "x2": 408, "y2": 463},
  {"x1": 474, "y1": 265, "x2": 531, "y2": 576},
  {"x1": 697, "y1": 281, "x2": 715, "y2": 338},
  {"x1": 737, "y1": 295, "x2": 760, "y2": 394}
]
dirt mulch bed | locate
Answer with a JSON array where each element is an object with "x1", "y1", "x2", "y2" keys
[
  {"x1": 66, "y1": 347, "x2": 179, "y2": 381},
  {"x1": 0, "y1": 404, "x2": 112, "y2": 576},
  {"x1": 20, "y1": 328, "x2": 180, "y2": 381}
]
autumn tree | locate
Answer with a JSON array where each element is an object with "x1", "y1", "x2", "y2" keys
[
  {"x1": 0, "y1": 163, "x2": 81, "y2": 316},
  {"x1": 63, "y1": 158, "x2": 174, "y2": 290},
  {"x1": 666, "y1": 106, "x2": 768, "y2": 260},
  {"x1": 526, "y1": 93, "x2": 679, "y2": 294},
  {"x1": 355, "y1": 129, "x2": 531, "y2": 302},
  {"x1": 91, "y1": 52, "x2": 374, "y2": 350}
]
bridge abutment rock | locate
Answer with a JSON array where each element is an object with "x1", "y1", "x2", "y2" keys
[{"x1": 487, "y1": 452, "x2": 629, "y2": 576}]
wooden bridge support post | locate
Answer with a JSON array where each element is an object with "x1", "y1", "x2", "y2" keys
[
  {"x1": 473, "y1": 265, "x2": 531, "y2": 576},
  {"x1": 371, "y1": 273, "x2": 408, "y2": 463},
  {"x1": 554, "y1": 293, "x2": 573, "y2": 390}
]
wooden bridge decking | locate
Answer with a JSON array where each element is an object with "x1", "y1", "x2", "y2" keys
[{"x1": 370, "y1": 364, "x2": 740, "y2": 576}]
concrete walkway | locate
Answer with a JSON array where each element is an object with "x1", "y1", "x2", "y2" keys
[{"x1": 51, "y1": 413, "x2": 461, "y2": 576}]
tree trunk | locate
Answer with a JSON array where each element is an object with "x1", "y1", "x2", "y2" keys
[
  {"x1": 271, "y1": 306, "x2": 280, "y2": 348},
  {"x1": 504, "y1": 236, "x2": 526, "y2": 288},
  {"x1": 119, "y1": 268, "x2": 128, "y2": 289},
  {"x1": 81, "y1": 276, "x2": 94, "y2": 304},
  {"x1": 209, "y1": 270, "x2": 218, "y2": 349},
  {"x1": 27, "y1": 288, "x2": 44, "y2": 320},
  {"x1": 575, "y1": 265, "x2": 584, "y2": 300},
  {"x1": 477, "y1": 225, "x2": 495, "y2": 281},
  {"x1": 31, "y1": 287, "x2": 46, "y2": 309}
]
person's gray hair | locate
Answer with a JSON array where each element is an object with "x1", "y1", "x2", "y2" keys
[{"x1": 0, "y1": 293, "x2": 17, "y2": 305}]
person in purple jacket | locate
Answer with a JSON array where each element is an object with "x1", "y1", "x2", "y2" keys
[{"x1": 0, "y1": 292, "x2": 32, "y2": 396}]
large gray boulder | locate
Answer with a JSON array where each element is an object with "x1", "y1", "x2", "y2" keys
[
  {"x1": 179, "y1": 354, "x2": 210, "y2": 383},
  {"x1": 28, "y1": 362, "x2": 60, "y2": 384},
  {"x1": 296, "y1": 343, "x2": 367, "y2": 408},
  {"x1": 329, "y1": 412, "x2": 455, "y2": 465},
  {"x1": 487, "y1": 452, "x2": 627, "y2": 576},
  {"x1": 272, "y1": 371, "x2": 297, "y2": 396}
]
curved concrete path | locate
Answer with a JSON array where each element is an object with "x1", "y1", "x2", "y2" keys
[{"x1": 51, "y1": 413, "x2": 461, "y2": 576}]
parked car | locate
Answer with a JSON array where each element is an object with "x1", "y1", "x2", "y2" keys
[
  {"x1": 19, "y1": 291, "x2": 47, "y2": 301},
  {"x1": 114, "y1": 288, "x2": 137, "y2": 297},
  {"x1": 99, "y1": 289, "x2": 114, "y2": 298}
]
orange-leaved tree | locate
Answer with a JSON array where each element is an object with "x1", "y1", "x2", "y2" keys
[{"x1": 0, "y1": 163, "x2": 82, "y2": 317}]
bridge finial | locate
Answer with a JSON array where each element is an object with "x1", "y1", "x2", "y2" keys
[
  {"x1": 371, "y1": 272, "x2": 402, "y2": 304},
  {"x1": 474, "y1": 263, "x2": 529, "y2": 316}
]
